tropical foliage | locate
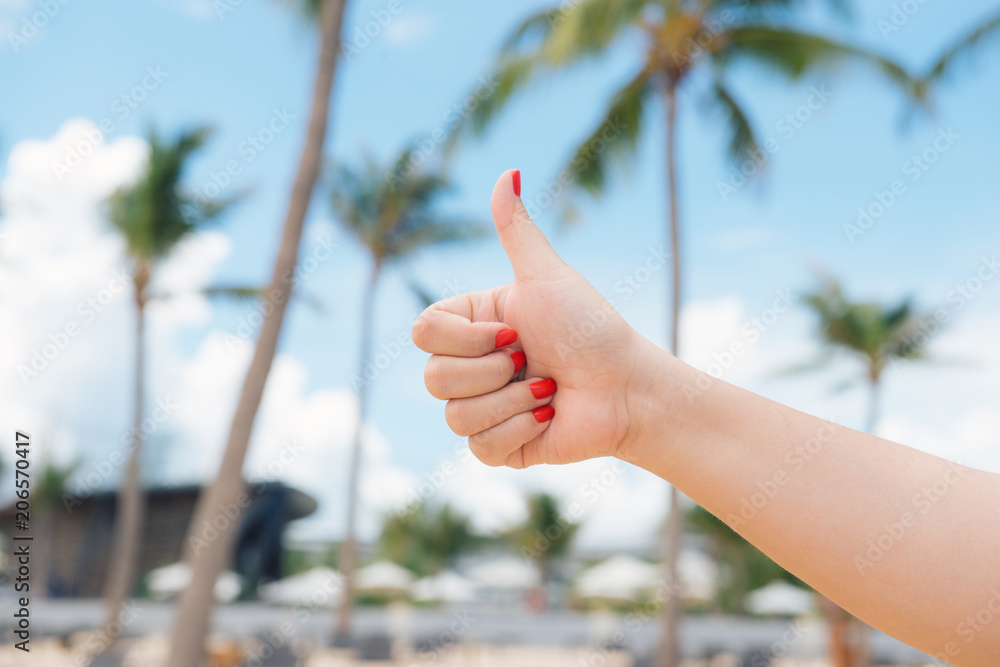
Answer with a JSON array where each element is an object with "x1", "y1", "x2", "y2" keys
[{"x1": 330, "y1": 146, "x2": 485, "y2": 638}]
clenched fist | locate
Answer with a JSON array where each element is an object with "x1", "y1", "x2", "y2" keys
[{"x1": 412, "y1": 169, "x2": 660, "y2": 469}]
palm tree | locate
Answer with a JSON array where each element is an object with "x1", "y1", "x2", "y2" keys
[
  {"x1": 797, "y1": 277, "x2": 939, "y2": 667},
  {"x1": 330, "y1": 147, "x2": 484, "y2": 641},
  {"x1": 920, "y1": 8, "x2": 1000, "y2": 92},
  {"x1": 801, "y1": 278, "x2": 939, "y2": 432},
  {"x1": 102, "y1": 126, "x2": 238, "y2": 630},
  {"x1": 451, "y1": 3, "x2": 921, "y2": 664},
  {"x1": 34, "y1": 455, "x2": 76, "y2": 598},
  {"x1": 165, "y1": 1, "x2": 350, "y2": 664},
  {"x1": 508, "y1": 493, "x2": 578, "y2": 585},
  {"x1": 378, "y1": 502, "x2": 480, "y2": 577},
  {"x1": 687, "y1": 504, "x2": 796, "y2": 614}
]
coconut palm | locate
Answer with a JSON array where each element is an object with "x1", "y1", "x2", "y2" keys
[
  {"x1": 33, "y1": 455, "x2": 76, "y2": 599},
  {"x1": 507, "y1": 493, "x2": 578, "y2": 585},
  {"x1": 796, "y1": 277, "x2": 939, "y2": 667},
  {"x1": 378, "y1": 502, "x2": 480, "y2": 577},
  {"x1": 330, "y1": 147, "x2": 485, "y2": 640},
  {"x1": 451, "y1": 3, "x2": 921, "y2": 663},
  {"x1": 921, "y1": 8, "x2": 1000, "y2": 91},
  {"x1": 102, "y1": 126, "x2": 239, "y2": 630},
  {"x1": 687, "y1": 504, "x2": 796, "y2": 614},
  {"x1": 165, "y1": 2, "x2": 350, "y2": 665},
  {"x1": 801, "y1": 277, "x2": 938, "y2": 432}
]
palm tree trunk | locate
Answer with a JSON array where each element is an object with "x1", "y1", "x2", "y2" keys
[
  {"x1": 165, "y1": 2, "x2": 348, "y2": 664},
  {"x1": 847, "y1": 376, "x2": 882, "y2": 667},
  {"x1": 656, "y1": 80, "x2": 684, "y2": 667},
  {"x1": 102, "y1": 288, "x2": 146, "y2": 633},
  {"x1": 823, "y1": 375, "x2": 881, "y2": 667},
  {"x1": 865, "y1": 376, "x2": 881, "y2": 434},
  {"x1": 335, "y1": 263, "x2": 381, "y2": 642}
]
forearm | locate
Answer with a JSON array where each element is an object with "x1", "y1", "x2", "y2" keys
[{"x1": 623, "y1": 339, "x2": 1000, "y2": 665}]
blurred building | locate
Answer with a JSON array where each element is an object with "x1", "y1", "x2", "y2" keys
[{"x1": 0, "y1": 481, "x2": 316, "y2": 598}]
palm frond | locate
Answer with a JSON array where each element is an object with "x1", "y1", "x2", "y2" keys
[
  {"x1": 108, "y1": 126, "x2": 241, "y2": 264},
  {"x1": 450, "y1": 0, "x2": 647, "y2": 146},
  {"x1": 705, "y1": 77, "x2": 761, "y2": 164},
  {"x1": 708, "y1": 0, "x2": 852, "y2": 21},
  {"x1": 447, "y1": 55, "x2": 540, "y2": 143},
  {"x1": 923, "y1": 10, "x2": 1000, "y2": 84},
  {"x1": 562, "y1": 69, "x2": 654, "y2": 196},
  {"x1": 330, "y1": 147, "x2": 487, "y2": 266},
  {"x1": 720, "y1": 26, "x2": 921, "y2": 101}
]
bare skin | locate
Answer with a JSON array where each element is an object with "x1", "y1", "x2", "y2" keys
[{"x1": 412, "y1": 170, "x2": 1000, "y2": 665}]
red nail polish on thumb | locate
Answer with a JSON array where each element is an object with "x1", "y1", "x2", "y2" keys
[{"x1": 512, "y1": 169, "x2": 521, "y2": 197}]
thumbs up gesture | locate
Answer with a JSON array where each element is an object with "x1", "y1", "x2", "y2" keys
[{"x1": 413, "y1": 170, "x2": 657, "y2": 469}]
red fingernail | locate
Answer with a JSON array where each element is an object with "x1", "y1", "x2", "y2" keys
[
  {"x1": 495, "y1": 328, "x2": 518, "y2": 349},
  {"x1": 512, "y1": 169, "x2": 521, "y2": 197},
  {"x1": 530, "y1": 378, "x2": 557, "y2": 399},
  {"x1": 511, "y1": 351, "x2": 526, "y2": 373},
  {"x1": 532, "y1": 406, "x2": 555, "y2": 423}
]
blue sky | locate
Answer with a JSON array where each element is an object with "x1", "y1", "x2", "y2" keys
[{"x1": 2, "y1": 0, "x2": 999, "y2": 545}]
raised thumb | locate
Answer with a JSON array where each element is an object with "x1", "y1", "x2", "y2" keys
[{"x1": 490, "y1": 169, "x2": 563, "y2": 279}]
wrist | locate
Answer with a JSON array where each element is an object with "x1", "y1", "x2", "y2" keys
[{"x1": 617, "y1": 333, "x2": 708, "y2": 476}]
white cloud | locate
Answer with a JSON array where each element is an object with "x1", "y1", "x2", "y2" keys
[{"x1": 384, "y1": 13, "x2": 434, "y2": 48}]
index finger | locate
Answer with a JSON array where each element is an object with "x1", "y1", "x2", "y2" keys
[{"x1": 413, "y1": 293, "x2": 516, "y2": 358}]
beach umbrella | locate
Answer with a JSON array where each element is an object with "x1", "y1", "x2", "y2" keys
[
  {"x1": 147, "y1": 562, "x2": 242, "y2": 602},
  {"x1": 746, "y1": 580, "x2": 815, "y2": 616},
  {"x1": 466, "y1": 556, "x2": 540, "y2": 589},
  {"x1": 413, "y1": 570, "x2": 480, "y2": 603},
  {"x1": 355, "y1": 560, "x2": 415, "y2": 593},
  {"x1": 575, "y1": 555, "x2": 659, "y2": 601},
  {"x1": 258, "y1": 567, "x2": 344, "y2": 606}
]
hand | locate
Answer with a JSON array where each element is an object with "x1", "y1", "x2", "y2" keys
[{"x1": 413, "y1": 169, "x2": 660, "y2": 468}]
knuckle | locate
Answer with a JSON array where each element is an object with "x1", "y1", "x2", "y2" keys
[
  {"x1": 445, "y1": 400, "x2": 472, "y2": 437},
  {"x1": 423, "y1": 360, "x2": 449, "y2": 399},
  {"x1": 468, "y1": 433, "x2": 503, "y2": 467},
  {"x1": 411, "y1": 314, "x2": 433, "y2": 351}
]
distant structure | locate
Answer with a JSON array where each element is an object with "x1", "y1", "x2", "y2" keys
[{"x1": 0, "y1": 481, "x2": 316, "y2": 598}]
